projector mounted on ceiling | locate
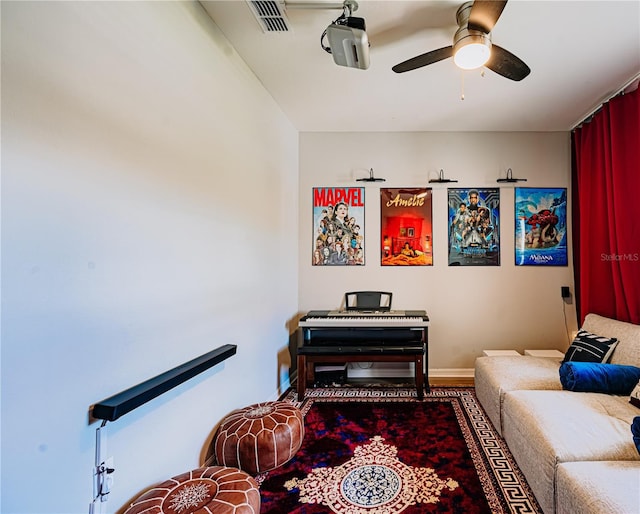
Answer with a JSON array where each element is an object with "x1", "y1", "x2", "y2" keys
[{"x1": 321, "y1": 0, "x2": 370, "y2": 70}]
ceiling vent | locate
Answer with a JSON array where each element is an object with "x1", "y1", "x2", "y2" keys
[{"x1": 247, "y1": 1, "x2": 290, "y2": 32}]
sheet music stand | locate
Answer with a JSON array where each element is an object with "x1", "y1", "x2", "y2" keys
[{"x1": 344, "y1": 291, "x2": 393, "y2": 312}]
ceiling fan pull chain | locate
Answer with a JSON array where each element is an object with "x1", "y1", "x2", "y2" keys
[{"x1": 461, "y1": 70, "x2": 465, "y2": 101}]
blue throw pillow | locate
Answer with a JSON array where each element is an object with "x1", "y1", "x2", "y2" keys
[
  {"x1": 632, "y1": 417, "x2": 640, "y2": 455},
  {"x1": 559, "y1": 361, "x2": 640, "y2": 395}
]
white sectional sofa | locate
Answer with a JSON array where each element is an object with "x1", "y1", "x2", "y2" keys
[{"x1": 474, "y1": 313, "x2": 640, "y2": 514}]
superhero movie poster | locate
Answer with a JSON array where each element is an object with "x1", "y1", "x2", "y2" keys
[
  {"x1": 380, "y1": 188, "x2": 433, "y2": 266},
  {"x1": 448, "y1": 187, "x2": 500, "y2": 266},
  {"x1": 312, "y1": 187, "x2": 365, "y2": 266},
  {"x1": 515, "y1": 187, "x2": 568, "y2": 266}
]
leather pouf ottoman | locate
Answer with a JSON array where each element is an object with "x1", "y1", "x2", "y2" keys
[
  {"x1": 123, "y1": 466, "x2": 260, "y2": 514},
  {"x1": 213, "y1": 401, "x2": 304, "y2": 475}
]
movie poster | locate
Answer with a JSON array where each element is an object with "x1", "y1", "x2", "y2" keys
[
  {"x1": 312, "y1": 187, "x2": 365, "y2": 266},
  {"x1": 448, "y1": 187, "x2": 500, "y2": 266},
  {"x1": 515, "y1": 187, "x2": 568, "y2": 266},
  {"x1": 380, "y1": 188, "x2": 433, "y2": 266}
]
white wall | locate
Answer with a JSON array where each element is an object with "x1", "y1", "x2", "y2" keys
[
  {"x1": 1, "y1": 2, "x2": 298, "y2": 513},
  {"x1": 298, "y1": 132, "x2": 578, "y2": 374}
]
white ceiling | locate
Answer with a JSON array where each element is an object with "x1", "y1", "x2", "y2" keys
[{"x1": 201, "y1": 0, "x2": 640, "y2": 132}]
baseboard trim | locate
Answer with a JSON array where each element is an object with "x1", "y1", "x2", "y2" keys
[
  {"x1": 429, "y1": 368, "x2": 474, "y2": 378},
  {"x1": 428, "y1": 368, "x2": 474, "y2": 386}
]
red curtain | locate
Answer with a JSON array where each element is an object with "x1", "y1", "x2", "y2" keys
[{"x1": 571, "y1": 85, "x2": 640, "y2": 325}]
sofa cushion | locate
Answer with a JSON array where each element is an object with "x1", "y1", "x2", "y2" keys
[
  {"x1": 474, "y1": 356, "x2": 562, "y2": 436},
  {"x1": 559, "y1": 361, "x2": 640, "y2": 394},
  {"x1": 556, "y1": 461, "x2": 640, "y2": 514},
  {"x1": 502, "y1": 390, "x2": 640, "y2": 514},
  {"x1": 581, "y1": 313, "x2": 640, "y2": 367},
  {"x1": 562, "y1": 329, "x2": 617, "y2": 363}
]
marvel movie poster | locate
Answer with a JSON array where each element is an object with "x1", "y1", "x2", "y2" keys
[
  {"x1": 380, "y1": 188, "x2": 433, "y2": 266},
  {"x1": 448, "y1": 187, "x2": 500, "y2": 266},
  {"x1": 515, "y1": 187, "x2": 568, "y2": 266},
  {"x1": 312, "y1": 187, "x2": 365, "y2": 266}
]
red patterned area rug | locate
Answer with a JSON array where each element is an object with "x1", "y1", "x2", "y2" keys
[{"x1": 258, "y1": 386, "x2": 541, "y2": 514}]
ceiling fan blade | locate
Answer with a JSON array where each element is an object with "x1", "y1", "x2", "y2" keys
[
  {"x1": 392, "y1": 46, "x2": 453, "y2": 73},
  {"x1": 485, "y1": 44, "x2": 531, "y2": 81},
  {"x1": 468, "y1": 0, "x2": 508, "y2": 32}
]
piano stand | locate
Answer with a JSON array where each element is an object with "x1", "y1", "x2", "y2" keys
[{"x1": 297, "y1": 352, "x2": 426, "y2": 400}]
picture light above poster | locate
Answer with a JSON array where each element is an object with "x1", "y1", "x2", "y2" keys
[
  {"x1": 497, "y1": 168, "x2": 527, "y2": 183},
  {"x1": 355, "y1": 168, "x2": 385, "y2": 183},
  {"x1": 428, "y1": 169, "x2": 458, "y2": 184}
]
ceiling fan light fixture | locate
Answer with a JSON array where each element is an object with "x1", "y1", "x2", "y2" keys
[
  {"x1": 392, "y1": 0, "x2": 530, "y2": 81},
  {"x1": 453, "y1": 31, "x2": 491, "y2": 70}
]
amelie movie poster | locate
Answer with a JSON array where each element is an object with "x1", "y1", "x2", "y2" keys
[
  {"x1": 380, "y1": 188, "x2": 433, "y2": 266},
  {"x1": 312, "y1": 187, "x2": 365, "y2": 266}
]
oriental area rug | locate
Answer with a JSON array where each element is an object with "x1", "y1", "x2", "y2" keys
[{"x1": 257, "y1": 387, "x2": 541, "y2": 514}]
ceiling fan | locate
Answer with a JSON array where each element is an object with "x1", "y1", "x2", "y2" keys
[{"x1": 392, "y1": 0, "x2": 530, "y2": 81}]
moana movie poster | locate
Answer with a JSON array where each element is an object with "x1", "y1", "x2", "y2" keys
[
  {"x1": 381, "y1": 188, "x2": 433, "y2": 266},
  {"x1": 312, "y1": 187, "x2": 365, "y2": 266},
  {"x1": 448, "y1": 187, "x2": 500, "y2": 266},
  {"x1": 515, "y1": 187, "x2": 568, "y2": 266}
]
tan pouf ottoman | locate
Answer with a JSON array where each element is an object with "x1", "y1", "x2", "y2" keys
[
  {"x1": 124, "y1": 466, "x2": 260, "y2": 514},
  {"x1": 213, "y1": 401, "x2": 304, "y2": 475}
]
